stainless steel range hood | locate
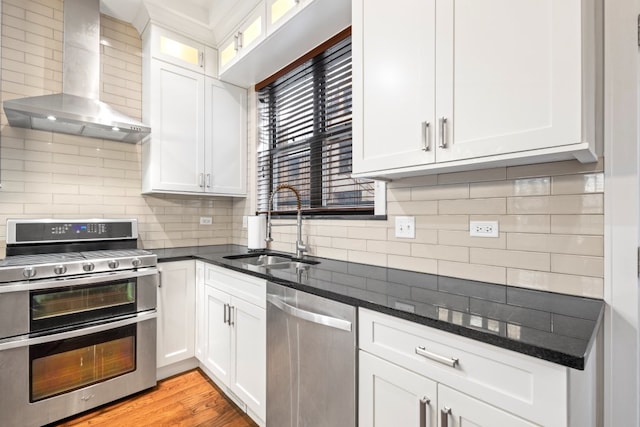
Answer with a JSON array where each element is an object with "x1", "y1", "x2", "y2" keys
[{"x1": 3, "y1": 0, "x2": 150, "y2": 143}]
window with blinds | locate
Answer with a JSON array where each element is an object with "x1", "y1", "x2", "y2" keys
[{"x1": 256, "y1": 33, "x2": 375, "y2": 216}]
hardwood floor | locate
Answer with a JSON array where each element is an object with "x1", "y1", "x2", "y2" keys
[{"x1": 54, "y1": 369, "x2": 258, "y2": 427}]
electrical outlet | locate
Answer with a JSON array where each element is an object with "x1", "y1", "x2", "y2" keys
[
  {"x1": 395, "y1": 216, "x2": 416, "y2": 239},
  {"x1": 469, "y1": 221, "x2": 499, "y2": 237},
  {"x1": 199, "y1": 216, "x2": 213, "y2": 225},
  {"x1": 242, "y1": 216, "x2": 248, "y2": 229}
]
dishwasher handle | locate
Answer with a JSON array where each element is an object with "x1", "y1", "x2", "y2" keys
[{"x1": 267, "y1": 294, "x2": 352, "y2": 332}]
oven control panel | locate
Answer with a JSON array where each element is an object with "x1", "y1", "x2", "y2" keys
[{"x1": 6, "y1": 219, "x2": 138, "y2": 244}]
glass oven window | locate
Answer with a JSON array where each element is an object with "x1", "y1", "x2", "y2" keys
[
  {"x1": 30, "y1": 324, "x2": 136, "y2": 402},
  {"x1": 31, "y1": 280, "x2": 137, "y2": 332}
]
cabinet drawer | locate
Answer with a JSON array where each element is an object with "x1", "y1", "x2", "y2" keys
[
  {"x1": 205, "y1": 264, "x2": 266, "y2": 308},
  {"x1": 359, "y1": 308, "x2": 568, "y2": 426}
]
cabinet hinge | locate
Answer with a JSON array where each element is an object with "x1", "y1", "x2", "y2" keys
[
  {"x1": 638, "y1": 14, "x2": 640, "y2": 47},
  {"x1": 637, "y1": 247, "x2": 640, "y2": 277}
]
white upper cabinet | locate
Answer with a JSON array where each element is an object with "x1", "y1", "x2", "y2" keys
[
  {"x1": 204, "y1": 79, "x2": 247, "y2": 195},
  {"x1": 219, "y1": 3, "x2": 266, "y2": 73},
  {"x1": 149, "y1": 26, "x2": 217, "y2": 77},
  {"x1": 144, "y1": 59, "x2": 206, "y2": 193},
  {"x1": 142, "y1": 25, "x2": 247, "y2": 196},
  {"x1": 218, "y1": 0, "x2": 350, "y2": 87},
  {"x1": 266, "y1": 0, "x2": 309, "y2": 32},
  {"x1": 352, "y1": 0, "x2": 600, "y2": 179}
]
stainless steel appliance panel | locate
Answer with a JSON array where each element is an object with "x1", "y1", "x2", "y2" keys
[
  {"x1": 0, "y1": 312, "x2": 156, "y2": 427},
  {"x1": 0, "y1": 268, "x2": 157, "y2": 340},
  {"x1": 267, "y1": 282, "x2": 356, "y2": 427}
]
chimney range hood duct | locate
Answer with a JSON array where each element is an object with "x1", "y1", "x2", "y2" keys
[{"x1": 3, "y1": 0, "x2": 150, "y2": 143}]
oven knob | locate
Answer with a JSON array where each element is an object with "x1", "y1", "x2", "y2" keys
[
  {"x1": 82, "y1": 262, "x2": 95, "y2": 272},
  {"x1": 108, "y1": 260, "x2": 119, "y2": 269},
  {"x1": 54, "y1": 265, "x2": 67, "y2": 275},
  {"x1": 132, "y1": 258, "x2": 142, "y2": 268},
  {"x1": 23, "y1": 267, "x2": 36, "y2": 279}
]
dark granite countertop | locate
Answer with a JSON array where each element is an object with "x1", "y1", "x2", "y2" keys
[{"x1": 150, "y1": 244, "x2": 604, "y2": 370}]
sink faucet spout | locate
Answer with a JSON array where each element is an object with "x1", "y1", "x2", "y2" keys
[{"x1": 266, "y1": 184, "x2": 308, "y2": 259}]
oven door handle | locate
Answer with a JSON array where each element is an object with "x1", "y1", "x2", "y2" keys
[
  {"x1": 0, "y1": 310, "x2": 157, "y2": 351},
  {"x1": 0, "y1": 268, "x2": 158, "y2": 293}
]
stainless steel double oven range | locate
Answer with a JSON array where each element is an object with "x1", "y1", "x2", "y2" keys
[{"x1": 0, "y1": 219, "x2": 158, "y2": 427}]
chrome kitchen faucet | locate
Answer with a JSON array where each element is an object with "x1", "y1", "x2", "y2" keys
[{"x1": 266, "y1": 184, "x2": 308, "y2": 259}]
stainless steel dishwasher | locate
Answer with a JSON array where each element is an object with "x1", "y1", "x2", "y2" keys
[{"x1": 267, "y1": 281, "x2": 356, "y2": 427}]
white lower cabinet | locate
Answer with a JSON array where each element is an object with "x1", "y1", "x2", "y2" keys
[
  {"x1": 156, "y1": 261, "x2": 196, "y2": 371},
  {"x1": 360, "y1": 351, "x2": 536, "y2": 427},
  {"x1": 197, "y1": 263, "x2": 266, "y2": 425},
  {"x1": 360, "y1": 351, "x2": 437, "y2": 427},
  {"x1": 359, "y1": 308, "x2": 600, "y2": 427}
]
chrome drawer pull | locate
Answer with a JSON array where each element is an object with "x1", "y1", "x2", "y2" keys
[
  {"x1": 419, "y1": 396, "x2": 431, "y2": 427},
  {"x1": 421, "y1": 121, "x2": 431, "y2": 151},
  {"x1": 415, "y1": 345, "x2": 459, "y2": 368},
  {"x1": 441, "y1": 407, "x2": 452, "y2": 427},
  {"x1": 439, "y1": 117, "x2": 448, "y2": 148}
]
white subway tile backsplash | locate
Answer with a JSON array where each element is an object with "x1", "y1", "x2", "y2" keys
[{"x1": 439, "y1": 198, "x2": 507, "y2": 215}]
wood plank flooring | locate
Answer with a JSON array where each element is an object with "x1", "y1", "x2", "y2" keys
[{"x1": 54, "y1": 369, "x2": 258, "y2": 427}]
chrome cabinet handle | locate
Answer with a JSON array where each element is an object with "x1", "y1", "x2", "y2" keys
[
  {"x1": 234, "y1": 34, "x2": 240, "y2": 51},
  {"x1": 199, "y1": 51, "x2": 204, "y2": 68},
  {"x1": 439, "y1": 117, "x2": 448, "y2": 148},
  {"x1": 440, "y1": 407, "x2": 452, "y2": 427},
  {"x1": 199, "y1": 173, "x2": 205, "y2": 188},
  {"x1": 421, "y1": 121, "x2": 430, "y2": 151},
  {"x1": 237, "y1": 32, "x2": 243, "y2": 49},
  {"x1": 420, "y1": 396, "x2": 431, "y2": 427},
  {"x1": 158, "y1": 270, "x2": 162, "y2": 288},
  {"x1": 206, "y1": 173, "x2": 211, "y2": 188},
  {"x1": 229, "y1": 305, "x2": 234, "y2": 326},
  {"x1": 223, "y1": 303, "x2": 229, "y2": 324},
  {"x1": 415, "y1": 346, "x2": 459, "y2": 368}
]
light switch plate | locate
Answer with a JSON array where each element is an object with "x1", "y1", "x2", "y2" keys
[{"x1": 395, "y1": 216, "x2": 416, "y2": 239}]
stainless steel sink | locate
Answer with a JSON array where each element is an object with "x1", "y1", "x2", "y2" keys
[{"x1": 223, "y1": 253, "x2": 320, "y2": 269}]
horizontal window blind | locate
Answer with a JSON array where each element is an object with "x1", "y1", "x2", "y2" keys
[{"x1": 257, "y1": 35, "x2": 374, "y2": 215}]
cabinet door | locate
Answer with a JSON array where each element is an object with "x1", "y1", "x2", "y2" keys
[
  {"x1": 157, "y1": 261, "x2": 196, "y2": 368},
  {"x1": 435, "y1": 0, "x2": 581, "y2": 162},
  {"x1": 219, "y1": 3, "x2": 266, "y2": 72},
  {"x1": 353, "y1": 0, "x2": 436, "y2": 174},
  {"x1": 204, "y1": 285, "x2": 232, "y2": 385},
  {"x1": 205, "y1": 79, "x2": 247, "y2": 196},
  {"x1": 438, "y1": 385, "x2": 536, "y2": 427},
  {"x1": 195, "y1": 262, "x2": 205, "y2": 362},
  {"x1": 267, "y1": 0, "x2": 303, "y2": 31},
  {"x1": 359, "y1": 351, "x2": 437, "y2": 427},
  {"x1": 150, "y1": 26, "x2": 205, "y2": 73},
  {"x1": 148, "y1": 59, "x2": 205, "y2": 193},
  {"x1": 230, "y1": 297, "x2": 266, "y2": 421}
]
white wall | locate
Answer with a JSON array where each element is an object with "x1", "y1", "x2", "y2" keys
[{"x1": 603, "y1": 0, "x2": 640, "y2": 424}]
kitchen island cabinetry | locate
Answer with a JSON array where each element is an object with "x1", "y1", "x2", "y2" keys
[
  {"x1": 156, "y1": 260, "x2": 196, "y2": 377},
  {"x1": 198, "y1": 263, "x2": 266, "y2": 426},
  {"x1": 142, "y1": 25, "x2": 247, "y2": 196},
  {"x1": 359, "y1": 309, "x2": 599, "y2": 427},
  {"x1": 352, "y1": 0, "x2": 599, "y2": 179}
]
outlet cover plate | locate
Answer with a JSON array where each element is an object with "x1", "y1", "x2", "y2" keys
[
  {"x1": 470, "y1": 220, "x2": 499, "y2": 237},
  {"x1": 200, "y1": 216, "x2": 213, "y2": 225},
  {"x1": 395, "y1": 216, "x2": 416, "y2": 239}
]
